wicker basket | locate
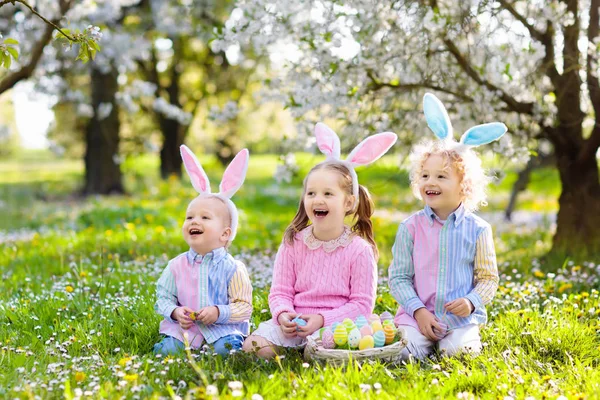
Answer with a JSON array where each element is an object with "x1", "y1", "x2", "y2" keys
[{"x1": 303, "y1": 330, "x2": 408, "y2": 366}]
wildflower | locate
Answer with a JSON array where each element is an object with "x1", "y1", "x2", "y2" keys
[
  {"x1": 533, "y1": 271, "x2": 545, "y2": 278},
  {"x1": 124, "y1": 374, "x2": 138, "y2": 381},
  {"x1": 558, "y1": 283, "x2": 573, "y2": 294},
  {"x1": 119, "y1": 357, "x2": 132, "y2": 367},
  {"x1": 206, "y1": 385, "x2": 218, "y2": 395},
  {"x1": 75, "y1": 371, "x2": 86, "y2": 382},
  {"x1": 65, "y1": 286, "x2": 74, "y2": 293},
  {"x1": 251, "y1": 395, "x2": 264, "y2": 400}
]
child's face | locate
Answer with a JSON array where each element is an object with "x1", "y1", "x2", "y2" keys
[
  {"x1": 418, "y1": 153, "x2": 463, "y2": 218},
  {"x1": 303, "y1": 168, "x2": 354, "y2": 230},
  {"x1": 182, "y1": 196, "x2": 231, "y2": 255}
]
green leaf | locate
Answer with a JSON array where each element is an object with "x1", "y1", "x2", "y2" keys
[
  {"x1": 89, "y1": 39, "x2": 101, "y2": 52},
  {"x1": 0, "y1": 53, "x2": 5, "y2": 68},
  {"x1": 3, "y1": 38, "x2": 19, "y2": 45},
  {"x1": 77, "y1": 45, "x2": 90, "y2": 63},
  {"x1": 4, "y1": 53, "x2": 11, "y2": 69},
  {"x1": 6, "y1": 47, "x2": 18, "y2": 60}
]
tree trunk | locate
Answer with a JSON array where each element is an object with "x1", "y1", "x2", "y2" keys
[
  {"x1": 159, "y1": 117, "x2": 184, "y2": 179},
  {"x1": 82, "y1": 67, "x2": 124, "y2": 195},
  {"x1": 551, "y1": 146, "x2": 600, "y2": 257}
]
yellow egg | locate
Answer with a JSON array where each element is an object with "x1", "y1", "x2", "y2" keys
[
  {"x1": 333, "y1": 325, "x2": 348, "y2": 346},
  {"x1": 358, "y1": 335, "x2": 375, "y2": 350},
  {"x1": 371, "y1": 321, "x2": 383, "y2": 333}
]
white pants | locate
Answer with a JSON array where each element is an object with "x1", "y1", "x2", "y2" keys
[{"x1": 399, "y1": 324, "x2": 482, "y2": 360}]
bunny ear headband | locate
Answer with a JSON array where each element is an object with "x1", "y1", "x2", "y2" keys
[
  {"x1": 423, "y1": 92, "x2": 507, "y2": 147},
  {"x1": 180, "y1": 145, "x2": 249, "y2": 242},
  {"x1": 314, "y1": 123, "x2": 398, "y2": 209}
]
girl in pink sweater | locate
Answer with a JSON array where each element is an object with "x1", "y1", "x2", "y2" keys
[{"x1": 242, "y1": 123, "x2": 397, "y2": 358}]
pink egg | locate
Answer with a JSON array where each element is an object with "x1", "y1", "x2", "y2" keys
[
  {"x1": 359, "y1": 325, "x2": 373, "y2": 337},
  {"x1": 368, "y1": 314, "x2": 380, "y2": 324},
  {"x1": 321, "y1": 329, "x2": 335, "y2": 349}
]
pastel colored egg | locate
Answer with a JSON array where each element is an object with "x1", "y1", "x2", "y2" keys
[
  {"x1": 382, "y1": 319, "x2": 395, "y2": 327},
  {"x1": 383, "y1": 324, "x2": 397, "y2": 344},
  {"x1": 348, "y1": 328, "x2": 362, "y2": 349},
  {"x1": 371, "y1": 321, "x2": 383, "y2": 333},
  {"x1": 331, "y1": 322, "x2": 340, "y2": 332},
  {"x1": 292, "y1": 316, "x2": 307, "y2": 326},
  {"x1": 359, "y1": 325, "x2": 373, "y2": 337},
  {"x1": 354, "y1": 315, "x2": 368, "y2": 329},
  {"x1": 334, "y1": 325, "x2": 348, "y2": 346},
  {"x1": 342, "y1": 318, "x2": 354, "y2": 325},
  {"x1": 343, "y1": 320, "x2": 356, "y2": 334},
  {"x1": 368, "y1": 314, "x2": 380, "y2": 324},
  {"x1": 358, "y1": 335, "x2": 375, "y2": 350},
  {"x1": 373, "y1": 330, "x2": 386, "y2": 347},
  {"x1": 380, "y1": 311, "x2": 394, "y2": 321},
  {"x1": 321, "y1": 329, "x2": 335, "y2": 349}
]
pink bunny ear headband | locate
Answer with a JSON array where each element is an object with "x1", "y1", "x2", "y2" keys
[
  {"x1": 180, "y1": 145, "x2": 249, "y2": 242},
  {"x1": 314, "y1": 123, "x2": 397, "y2": 209}
]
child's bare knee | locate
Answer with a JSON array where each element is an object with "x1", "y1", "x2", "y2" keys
[{"x1": 242, "y1": 336, "x2": 277, "y2": 359}]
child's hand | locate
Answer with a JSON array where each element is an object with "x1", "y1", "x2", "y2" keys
[
  {"x1": 444, "y1": 298, "x2": 474, "y2": 318},
  {"x1": 171, "y1": 306, "x2": 195, "y2": 330},
  {"x1": 414, "y1": 308, "x2": 443, "y2": 341},
  {"x1": 278, "y1": 312, "x2": 298, "y2": 338},
  {"x1": 195, "y1": 306, "x2": 219, "y2": 325},
  {"x1": 297, "y1": 314, "x2": 324, "y2": 338}
]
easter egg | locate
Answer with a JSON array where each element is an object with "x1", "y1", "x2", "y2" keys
[
  {"x1": 358, "y1": 335, "x2": 375, "y2": 350},
  {"x1": 342, "y1": 318, "x2": 354, "y2": 325},
  {"x1": 292, "y1": 316, "x2": 307, "y2": 331},
  {"x1": 321, "y1": 329, "x2": 335, "y2": 349},
  {"x1": 348, "y1": 328, "x2": 361, "y2": 349},
  {"x1": 318, "y1": 327, "x2": 327, "y2": 338},
  {"x1": 354, "y1": 315, "x2": 368, "y2": 329},
  {"x1": 380, "y1": 311, "x2": 394, "y2": 321},
  {"x1": 383, "y1": 324, "x2": 397, "y2": 344},
  {"x1": 343, "y1": 319, "x2": 356, "y2": 334},
  {"x1": 368, "y1": 314, "x2": 380, "y2": 324},
  {"x1": 371, "y1": 321, "x2": 383, "y2": 333},
  {"x1": 373, "y1": 330, "x2": 386, "y2": 347},
  {"x1": 331, "y1": 322, "x2": 340, "y2": 332},
  {"x1": 359, "y1": 325, "x2": 373, "y2": 337},
  {"x1": 333, "y1": 325, "x2": 348, "y2": 346},
  {"x1": 382, "y1": 319, "x2": 395, "y2": 327}
]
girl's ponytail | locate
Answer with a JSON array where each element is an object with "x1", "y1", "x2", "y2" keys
[{"x1": 351, "y1": 184, "x2": 378, "y2": 260}]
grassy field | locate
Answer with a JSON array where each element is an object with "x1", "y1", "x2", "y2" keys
[{"x1": 0, "y1": 152, "x2": 598, "y2": 399}]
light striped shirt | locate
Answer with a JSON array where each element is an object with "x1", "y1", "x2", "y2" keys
[
  {"x1": 155, "y1": 247, "x2": 252, "y2": 346},
  {"x1": 388, "y1": 204, "x2": 498, "y2": 330}
]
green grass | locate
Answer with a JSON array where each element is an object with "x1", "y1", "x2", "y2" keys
[{"x1": 0, "y1": 154, "x2": 598, "y2": 399}]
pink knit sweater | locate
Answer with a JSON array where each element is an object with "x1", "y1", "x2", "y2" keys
[{"x1": 269, "y1": 226, "x2": 378, "y2": 327}]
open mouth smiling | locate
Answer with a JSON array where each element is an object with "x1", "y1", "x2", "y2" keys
[
  {"x1": 425, "y1": 190, "x2": 441, "y2": 196},
  {"x1": 189, "y1": 228, "x2": 204, "y2": 236},
  {"x1": 313, "y1": 209, "x2": 329, "y2": 217}
]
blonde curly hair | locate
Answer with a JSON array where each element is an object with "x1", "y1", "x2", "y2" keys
[{"x1": 409, "y1": 140, "x2": 492, "y2": 212}]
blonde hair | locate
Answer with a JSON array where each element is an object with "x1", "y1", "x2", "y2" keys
[
  {"x1": 409, "y1": 140, "x2": 492, "y2": 212},
  {"x1": 283, "y1": 162, "x2": 379, "y2": 259}
]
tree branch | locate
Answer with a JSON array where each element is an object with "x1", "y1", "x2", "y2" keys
[
  {"x1": 442, "y1": 38, "x2": 534, "y2": 115},
  {"x1": 0, "y1": 0, "x2": 76, "y2": 41},
  {"x1": 0, "y1": 1, "x2": 72, "y2": 94},
  {"x1": 365, "y1": 70, "x2": 474, "y2": 102},
  {"x1": 497, "y1": 1, "x2": 560, "y2": 85}
]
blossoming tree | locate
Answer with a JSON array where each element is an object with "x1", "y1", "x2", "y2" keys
[{"x1": 220, "y1": 0, "x2": 600, "y2": 258}]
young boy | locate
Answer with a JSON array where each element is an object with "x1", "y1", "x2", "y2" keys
[
  {"x1": 153, "y1": 147, "x2": 252, "y2": 356},
  {"x1": 389, "y1": 93, "x2": 504, "y2": 360}
]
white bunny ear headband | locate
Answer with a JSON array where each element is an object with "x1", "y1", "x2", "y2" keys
[
  {"x1": 314, "y1": 123, "x2": 398, "y2": 209},
  {"x1": 423, "y1": 92, "x2": 507, "y2": 147},
  {"x1": 180, "y1": 145, "x2": 249, "y2": 242}
]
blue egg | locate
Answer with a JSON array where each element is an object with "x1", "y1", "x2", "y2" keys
[{"x1": 292, "y1": 316, "x2": 307, "y2": 330}]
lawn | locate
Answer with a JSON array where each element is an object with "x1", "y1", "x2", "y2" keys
[{"x1": 0, "y1": 152, "x2": 598, "y2": 399}]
